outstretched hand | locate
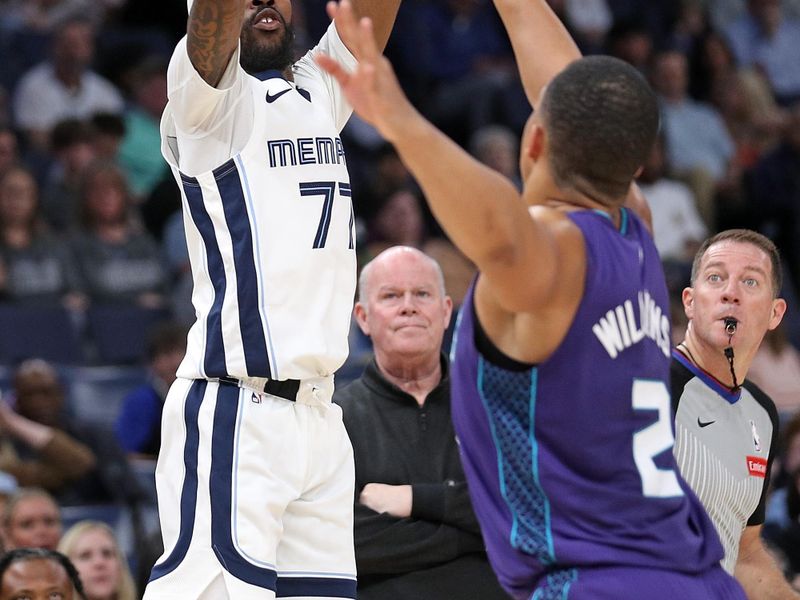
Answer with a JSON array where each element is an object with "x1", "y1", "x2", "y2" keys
[{"x1": 316, "y1": 0, "x2": 417, "y2": 142}]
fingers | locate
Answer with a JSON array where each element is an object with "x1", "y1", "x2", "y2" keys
[
  {"x1": 315, "y1": 52, "x2": 349, "y2": 85},
  {"x1": 331, "y1": 0, "x2": 380, "y2": 63},
  {"x1": 325, "y1": 0, "x2": 337, "y2": 20},
  {"x1": 331, "y1": 0, "x2": 360, "y2": 47},
  {"x1": 354, "y1": 15, "x2": 379, "y2": 63}
]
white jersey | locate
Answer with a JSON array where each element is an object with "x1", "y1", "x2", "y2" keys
[{"x1": 161, "y1": 24, "x2": 357, "y2": 382}]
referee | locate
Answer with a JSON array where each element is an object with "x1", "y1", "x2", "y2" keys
[{"x1": 672, "y1": 229, "x2": 799, "y2": 597}]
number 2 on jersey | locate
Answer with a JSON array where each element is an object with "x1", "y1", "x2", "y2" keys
[
  {"x1": 299, "y1": 181, "x2": 353, "y2": 249},
  {"x1": 632, "y1": 379, "x2": 684, "y2": 498}
]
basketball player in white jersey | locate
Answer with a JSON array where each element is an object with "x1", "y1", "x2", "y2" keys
[{"x1": 143, "y1": 1, "x2": 401, "y2": 598}]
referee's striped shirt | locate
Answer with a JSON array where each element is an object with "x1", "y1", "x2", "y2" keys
[{"x1": 671, "y1": 349, "x2": 779, "y2": 573}]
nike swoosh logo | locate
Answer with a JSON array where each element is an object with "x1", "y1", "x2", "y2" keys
[
  {"x1": 697, "y1": 418, "x2": 716, "y2": 428},
  {"x1": 266, "y1": 88, "x2": 292, "y2": 103}
]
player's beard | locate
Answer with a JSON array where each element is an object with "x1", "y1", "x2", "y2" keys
[{"x1": 240, "y1": 24, "x2": 296, "y2": 74}]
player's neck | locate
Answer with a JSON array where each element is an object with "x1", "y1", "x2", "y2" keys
[
  {"x1": 526, "y1": 170, "x2": 621, "y2": 225},
  {"x1": 246, "y1": 65, "x2": 295, "y2": 82}
]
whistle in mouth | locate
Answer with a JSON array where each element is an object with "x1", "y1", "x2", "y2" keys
[{"x1": 724, "y1": 318, "x2": 737, "y2": 335}]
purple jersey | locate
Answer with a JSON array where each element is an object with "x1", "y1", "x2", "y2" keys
[{"x1": 449, "y1": 209, "x2": 725, "y2": 599}]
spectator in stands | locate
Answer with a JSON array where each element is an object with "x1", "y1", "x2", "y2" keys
[
  {"x1": 356, "y1": 143, "x2": 417, "y2": 219},
  {"x1": 713, "y1": 72, "x2": 783, "y2": 176},
  {"x1": 763, "y1": 412, "x2": 800, "y2": 585},
  {"x1": 650, "y1": 48, "x2": 736, "y2": 228},
  {"x1": 361, "y1": 189, "x2": 475, "y2": 307},
  {"x1": 0, "y1": 385, "x2": 94, "y2": 495},
  {"x1": 670, "y1": 0, "x2": 709, "y2": 56},
  {"x1": 767, "y1": 411, "x2": 800, "y2": 516},
  {"x1": 0, "y1": 0, "x2": 121, "y2": 33},
  {"x1": 725, "y1": 0, "x2": 800, "y2": 106},
  {"x1": 89, "y1": 113, "x2": 126, "y2": 162},
  {"x1": 689, "y1": 29, "x2": 786, "y2": 136},
  {"x1": 605, "y1": 0, "x2": 680, "y2": 46},
  {"x1": 0, "y1": 89, "x2": 9, "y2": 130},
  {"x1": 363, "y1": 189, "x2": 425, "y2": 261},
  {"x1": 748, "y1": 323, "x2": 800, "y2": 418},
  {"x1": 70, "y1": 160, "x2": 168, "y2": 308},
  {"x1": 747, "y1": 102, "x2": 800, "y2": 292},
  {"x1": 563, "y1": 0, "x2": 614, "y2": 51},
  {"x1": 59, "y1": 520, "x2": 137, "y2": 600},
  {"x1": 687, "y1": 29, "x2": 788, "y2": 170},
  {"x1": 0, "y1": 128, "x2": 19, "y2": 178},
  {"x1": 709, "y1": 0, "x2": 800, "y2": 30},
  {"x1": 390, "y1": 0, "x2": 527, "y2": 144},
  {"x1": 11, "y1": 359, "x2": 142, "y2": 507},
  {"x1": 0, "y1": 547, "x2": 84, "y2": 600},
  {"x1": 157, "y1": 210, "x2": 196, "y2": 322},
  {"x1": 115, "y1": 321, "x2": 187, "y2": 459},
  {"x1": 0, "y1": 472, "x2": 17, "y2": 525},
  {"x1": 605, "y1": 19, "x2": 654, "y2": 74},
  {"x1": 40, "y1": 119, "x2": 97, "y2": 233},
  {"x1": 0, "y1": 165, "x2": 86, "y2": 308},
  {"x1": 334, "y1": 246, "x2": 507, "y2": 599},
  {"x1": 638, "y1": 134, "x2": 707, "y2": 267},
  {"x1": 469, "y1": 124, "x2": 522, "y2": 189},
  {"x1": 2, "y1": 487, "x2": 62, "y2": 551},
  {"x1": 111, "y1": 1, "x2": 188, "y2": 47},
  {"x1": 11, "y1": 16, "x2": 123, "y2": 151},
  {"x1": 117, "y1": 56, "x2": 168, "y2": 202},
  {"x1": 160, "y1": 208, "x2": 193, "y2": 325}
]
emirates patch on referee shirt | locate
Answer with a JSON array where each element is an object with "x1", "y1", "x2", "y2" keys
[{"x1": 746, "y1": 456, "x2": 767, "y2": 478}]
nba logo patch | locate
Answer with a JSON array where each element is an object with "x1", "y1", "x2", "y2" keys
[{"x1": 750, "y1": 419, "x2": 761, "y2": 452}]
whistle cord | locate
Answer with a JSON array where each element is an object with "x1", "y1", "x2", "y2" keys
[
  {"x1": 680, "y1": 341, "x2": 740, "y2": 391},
  {"x1": 677, "y1": 343, "x2": 699, "y2": 367},
  {"x1": 724, "y1": 333, "x2": 740, "y2": 390}
]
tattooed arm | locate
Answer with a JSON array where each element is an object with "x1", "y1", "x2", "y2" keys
[{"x1": 187, "y1": 0, "x2": 243, "y2": 87}]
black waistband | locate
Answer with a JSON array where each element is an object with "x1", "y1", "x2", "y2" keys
[{"x1": 219, "y1": 377, "x2": 301, "y2": 402}]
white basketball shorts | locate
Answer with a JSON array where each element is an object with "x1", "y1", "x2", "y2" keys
[{"x1": 142, "y1": 376, "x2": 356, "y2": 599}]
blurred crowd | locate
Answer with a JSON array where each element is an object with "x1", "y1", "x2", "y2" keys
[{"x1": 1, "y1": 0, "x2": 800, "y2": 596}]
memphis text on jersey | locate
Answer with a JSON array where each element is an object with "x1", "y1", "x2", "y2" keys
[
  {"x1": 592, "y1": 289, "x2": 671, "y2": 359},
  {"x1": 267, "y1": 137, "x2": 346, "y2": 168}
]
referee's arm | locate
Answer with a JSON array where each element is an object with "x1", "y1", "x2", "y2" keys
[{"x1": 735, "y1": 525, "x2": 800, "y2": 599}]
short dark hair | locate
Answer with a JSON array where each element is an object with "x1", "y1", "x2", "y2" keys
[
  {"x1": 146, "y1": 321, "x2": 189, "y2": 361},
  {"x1": 90, "y1": 113, "x2": 126, "y2": 139},
  {"x1": 690, "y1": 229, "x2": 782, "y2": 297},
  {"x1": 50, "y1": 119, "x2": 94, "y2": 152},
  {"x1": 0, "y1": 548, "x2": 85, "y2": 598},
  {"x1": 540, "y1": 55, "x2": 660, "y2": 204}
]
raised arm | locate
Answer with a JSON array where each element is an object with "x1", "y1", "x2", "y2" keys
[
  {"x1": 317, "y1": 1, "x2": 569, "y2": 313},
  {"x1": 187, "y1": 0, "x2": 243, "y2": 87},
  {"x1": 495, "y1": 0, "x2": 656, "y2": 235},
  {"x1": 493, "y1": 0, "x2": 580, "y2": 108},
  {"x1": 347, "y1": 0, "x2": 401, "y2": 53}
]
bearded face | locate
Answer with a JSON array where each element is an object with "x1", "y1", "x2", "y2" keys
[{"x1": 239, "y1": 16, "x2": 296, "y2": 74}]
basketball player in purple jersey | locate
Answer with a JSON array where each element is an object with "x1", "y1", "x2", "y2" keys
[{"x1": 318, "y1": 0, "x2": 746, "y2": 598}]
